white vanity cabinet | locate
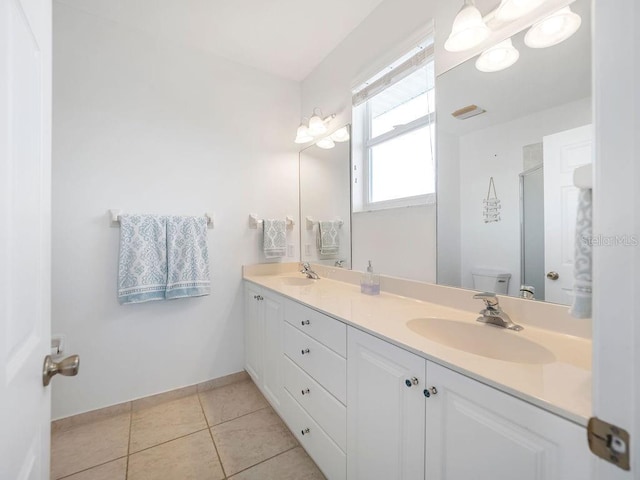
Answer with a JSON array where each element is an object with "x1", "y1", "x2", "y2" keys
[
  {"x1": 243, "y1": 283, "x2": 284, "y2": 410},
  {"x1": 424, "y1": 361, "x2": 593, "y2": 480},
  {"x1": 347, "y1": 327, "x2": 426, "y2": 480},
  {"x1": 346, "y1": 326, "x2": 592, "y2": 480},
  {"x1": 279, "y1": 299, "x2": 348, "y2": 480}
]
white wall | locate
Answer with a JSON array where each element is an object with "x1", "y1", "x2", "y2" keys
[
  {"x1": 301, "y1": 0, "x2": 437, "y2": 281},
  {"x1": 52, "y1": 2, "x2": 300, "y2": 419},
  {"x1": 458, "y1": 97, "x2": 591, "y2": 296}
]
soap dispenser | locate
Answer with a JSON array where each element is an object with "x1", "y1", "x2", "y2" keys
[{"x1": 360, "y1": 260, "x2": 380, "y2": 295}]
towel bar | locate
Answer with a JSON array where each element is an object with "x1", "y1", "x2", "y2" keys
[
  {"x1": 249, "y1": 214, "x2": 295, "y2": 230},
  {"x1": 109, "y1": 209, "x2": 214, "y2": 228},
  {"x1": 305, "y1": 216, "x2": 343, "y2": 230}
]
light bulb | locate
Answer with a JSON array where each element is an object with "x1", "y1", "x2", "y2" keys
[
  {"x1": 524, "y1": 7, "x2": 581, "y2": 49},
  {"x1": 445, "y1": 0, "x2": 491, "y2": 53},
  {"x1": 316, "y1": 137, "x2": 335, "y2": 149},
  {"x1": 331, "y1": 127, "x2": 350, "y2": 142},
  {"x1": 294, "y1": 124, "x2": 313, "y2": 144},
  {"x1": 308, "y1": 114, "x2": 327, "y2": 136},
  {"x1": 495, "y1": 0, "x2": 545, "y2": 23},
  {"x1": 475, "y1": 38, "x2": 519, "y2": 73}
]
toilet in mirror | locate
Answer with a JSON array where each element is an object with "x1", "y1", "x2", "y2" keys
[{"x1": 437, "y1": 0, "x2": 592, "y2": 305}]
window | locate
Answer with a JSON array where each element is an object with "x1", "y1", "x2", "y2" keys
[{"x1": 352, "y1": 41, "x2": 436, "y2": 211}]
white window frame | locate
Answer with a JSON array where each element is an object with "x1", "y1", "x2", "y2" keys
[{"x1": 356, "y1": 60, "x2": 436, "y2": 212}]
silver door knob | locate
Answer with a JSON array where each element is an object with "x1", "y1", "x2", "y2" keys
[
  {"x1": 301, "y1": 428, "x2": 310, "y2": 435},
  {"x1": 405, "y1": 377, "x2": 419, "y2": 387},
  {"x1": 43, "y1": 354, "x2": 80, "y2": 386},
  {"x1": 301, "y1": 320, "x2": 310, "y2": 326},
  {"x1": 546, "y1": 271, "x2": 559, "y2": 280},
  {"x1": 301, "y1": 348, "x2": 310, "y2": 355},
  {"x1": 301, "y1": 388, "x2": 310, "y2": 395}
]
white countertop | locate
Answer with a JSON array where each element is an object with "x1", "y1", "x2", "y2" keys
[{"x1": 244, "y1": 264, "x2": 592, "y2": 427}]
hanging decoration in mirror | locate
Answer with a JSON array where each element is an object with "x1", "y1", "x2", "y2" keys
[{"x1": 483, "y1": 177, "x2": 501, "y2": 223}]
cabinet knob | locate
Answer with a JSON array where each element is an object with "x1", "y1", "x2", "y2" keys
[
  {"x1": 259, "y1": 295, "x2": 264, "y2": 300},
  {"x1": 301, "y1": 388, "x2": 310, "y2": 395},
  {"x1": 301, "y1": 348, "x2": 310, "y2": 355},
  {"x1": 253, "y1": 295, "x2": 258, "y2": 299},
  {"x1": 405, "y1": 377, "x2": 419, "y2": 387},
  {"x1": 301, "y1": 320, "x2": 311, "y2": 326},
  {"x1": 301, "y1": 428, "x2": 310, "y2": 435},
  {"x1": 424, "y1": 386, "x2": 438, "y2": 398}
]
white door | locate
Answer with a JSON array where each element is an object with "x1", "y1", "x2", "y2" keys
[
  {"x1": 347, "y1": 327, "x2": 425, "y2": 480},
  {"x1": 244, "y1": 283, "x2": 263, "y2": 384},
  {"x1": 0, "y1": 0, "x2": 52, "y2": 478},
  {"x1": 262, "y1": 292, "x2": 284, "y2": 411},
  {"x1": 425, "y1": 361, "x2": 593, "y2": 480},
  {"x1": 543, "y1": 124, "x2": 593, "y2": 304}
]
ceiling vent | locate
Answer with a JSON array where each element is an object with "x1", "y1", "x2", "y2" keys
[{"x1": 451, "y1": 104, "x2": 486, "y2": 120}]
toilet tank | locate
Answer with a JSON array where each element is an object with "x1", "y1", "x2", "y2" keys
[{"x1": 471, "y1": 269, "x2": 511, "y2": 294}]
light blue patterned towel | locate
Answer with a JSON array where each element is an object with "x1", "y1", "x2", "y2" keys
[
  {"x1": 570, "y1": 188, "x2": 592, "y2": 318},
  {"x1": 118, "y1": 214, "x2": 168, "y2": 304},
  {"x1": 263, "y1": 219, "x2": 287, "y2": 258},
  {"x1": 166, "y1": 216, "x2": 211, "y2": 299},
  {"x1": 318, "y1": 220, "x2": 340, "y2": 257}
]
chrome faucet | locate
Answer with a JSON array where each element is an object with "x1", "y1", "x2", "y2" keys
[
  {"x1": 473, "y1": 292, "x2": 523, "y2": 331},
  {"x1": 300, "y1": 262, "x2": 320, "y2": 279},
  {"x1": 334, "y1": 259, "x2": 345, "y2": 268}
]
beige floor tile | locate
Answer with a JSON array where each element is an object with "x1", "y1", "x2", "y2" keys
[
  {"x1": 51, "y1": 413, "x2": 130, "y2": 479},
  {"x1": 128, "y1": 430, "x2": 224, "y2": 480},
  {"x1": 199, "y1": 379, "x2": 268, "y2": 426},
  {"x1": 212, "y1": 407, "x2": 297, "y2": 476},
  {"x1": 59, "y1": 458, "x2": 127, "y2": 480},
  {"x1": 229, "y1": 447, "x2": 326, "y2": 480},
  {"x1": 130, "y1": 394, "x2": 207, "y2": 453}
]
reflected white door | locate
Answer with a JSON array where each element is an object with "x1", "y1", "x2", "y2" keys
[
  {"x1": 0, "y1": 0, "x2": 52, "y2": 478},
  {"x1": 543, "y1": 125, "x2": 593, "y2": 304}
]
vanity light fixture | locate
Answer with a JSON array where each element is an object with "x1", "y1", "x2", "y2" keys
[
  {"x1": 444, "y1": 0, "x2": 491, "y2": 53},
  {"x1": 316, "y1": 137, "x2": 336, "y2": 149},
  {"x1": 294, "y1": 108, "x2": 336, "y2": 144},
  {"x1": 494, "y1": 0, "x2": 545, "y2": 23},
  {"x1": 524, "y1": 6, "x2": 582, "y2": 49},
  {"x1": 330, "y1": 126, "x2": 350, "y2": 142},
  {"x1": 475, "y1": 38, "x2": 520, "y2": 72}
]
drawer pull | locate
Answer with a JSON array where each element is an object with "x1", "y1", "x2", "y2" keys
[
  {"x1": 301, "y1": 320, "x2": 311, "y2": 326},
  {"x1": 301, "y1": 348, "x2": 310, "y2": 355},
  {"x1": 405, "y1": 377, "x2": 419, "y2": 387},
  {"x1": 301, "y1": 428, "x2": 310, "y2": 435},
  {"x1": 424, "y1": 386, "x2": 438, "y2": 397},
  {"x1": 301, "y1": 388, "x2": 310, "y2": 395}
]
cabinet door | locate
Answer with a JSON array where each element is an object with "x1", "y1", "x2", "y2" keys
[
  {"x1": 262, "y1": 292, "x2": 284, "y2": 410},
  {"x1": 425, "y1": 361, "x2": 593, "y2": 480},
  {"x1": 347, "y1": 328, "x2": 426, "y2": 480},
  {"x1": 244, "y1": 283, "x2": 263, "y2": 384}
]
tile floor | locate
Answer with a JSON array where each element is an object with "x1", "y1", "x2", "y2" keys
[{"x1": 51, "y1": 379, "x2": 326, "y2": 479}]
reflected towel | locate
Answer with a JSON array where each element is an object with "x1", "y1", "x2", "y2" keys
[
  {"x1": 569, "y1": 189, "x2": 592, "y2": 318},
  {"x1": 118, "y1": 214, "x2": 167, "y2": 304},
  {"x1": 263, "y1": 219, "x2": 287, "y2": 258},
  {"x1": 317, "y1": 220, "x2": 340, "y2": 257},
  {"x1": 166, "y1": 215, "x2": 211, "y2": 299}
]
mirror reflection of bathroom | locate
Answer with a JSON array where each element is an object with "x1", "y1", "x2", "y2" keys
[
  {"x1": 299, "y1": 126, "x2": 352, "y2": 268},
  {"x1": 436, "y1": 0, "x2": 592, "y2": 305}
]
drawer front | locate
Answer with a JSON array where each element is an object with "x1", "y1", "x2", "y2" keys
[
  {"x1": 284, "y1": 323, "x2": 346, "y2": 404},
  {"x1": 281, "y1": 389, "x2": 346, "y2": 480},
  {"x1": 283, "y1": 356, "x2": 346, "y2": 451},
  {"x1": 285, "y1": 300, "x2": 346, "y2": 357}
]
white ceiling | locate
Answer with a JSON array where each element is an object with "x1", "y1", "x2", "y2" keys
[{"x1": 55, "y1": 0, "x2": 386, "y2": 81}]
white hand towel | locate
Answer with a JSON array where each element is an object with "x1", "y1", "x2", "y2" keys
[
  {"x1": 166, "y1": 215, "x2": 211, "y2": 299},
  {"x1": 317, "y1": 220, "x2": 340, "y2": 257},
  {"x1": 263, "y1": 219, "x2": 287, "y2": 258},
  {"x1": 569, "y1": 188, "x2": 592, "y2": 318},
  {"x1": 118, "y1": 214, "x2": 167, "y2": 304}
]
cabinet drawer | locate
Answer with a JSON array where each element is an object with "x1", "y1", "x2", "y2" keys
[
  {"x1": 285, "y1": 300, "x2": 346, "y2": 357},
  {"x1": 282, "y1": 389, "x2": 346, "y2": 480},
  {"x1": 283, "y1": 356, "x2": 346, "y2": 451},
  {"x1": 284, "y1": 323, "x2": 346, "y2": 404}
]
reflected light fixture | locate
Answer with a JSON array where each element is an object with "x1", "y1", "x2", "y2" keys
[
  {"x1": 294, "y1": 120, "x2": 314, "y2": 144},
  {"x1": 330, "y1": 126, "x2": 350, "y2": 142},
  {"x1": 316, "y1": 137, "x2": 336, "y2": 149},
  {"x1": 494, "y1": 0, "x2": 545, "y2": 23},
  {"x1": 524, "y1": 6, "x2": 582, "y2": 49},
  {"x1": 445, "y1": 0, "x2": 490, "y2": 53},
  {"x1": 475, "y1": 38, "x2": 520, "y2": 72}
]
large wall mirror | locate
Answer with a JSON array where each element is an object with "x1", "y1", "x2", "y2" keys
[
  {"x1": 299, "y1": 126, "x2": 352, "y2": 268},
  {"x1": 436, "y1": 0, "x2": 592, "y2": 304}
]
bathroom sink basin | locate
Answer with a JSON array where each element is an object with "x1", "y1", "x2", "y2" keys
[
  {"x1": 406, "y1": 318, "x2": 555, "y2": 365},
  {"x1": 279, "y1": 276, "x2": 317, "y2": 286}
]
